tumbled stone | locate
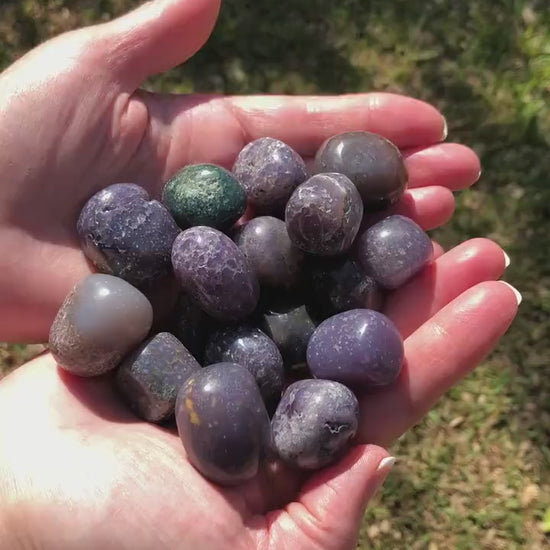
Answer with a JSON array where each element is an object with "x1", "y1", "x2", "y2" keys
[
  {"x1": 204, "y1": 326, "x2": 284, "y2": 410},
  {"x1": 261, "y1": 302, "x2": 317, "y2": 372},
  {"x1": 172, "y1": 226, "x2": 259, "y2": 321},
  {"x1": 314, "y1": 131, "x2": 408, "y2": 211},
  {"x1": 285, "y1": 173, "x2": 363, "y2": 256},
  {"x1": 233, "y1": 216, "x2": 304, "y2": 289},
  {"x1": 49, "y1": 274, "x2": 153, "y2": 376},
  {"x1": 306, "y1": 256, "x2": 383, "y2": 320},
  {"x1": 272, "y1": 379, "x2": 359, "y2": 469},
  {"x1": 116, "y1": 332, "x2": 201, "y2": 422},
  {"x1": 162, "y1": 164, "x2": 246, "y2": 230},
  {"x1": 233, "y1": 137, "x2": 308, "y2": 217},
  {"x1": 176, "y1": 363, "x2": 270, "y2": 485},
  {"x1": 307, "y1": 309, "x2": 403, "y2": 387},
  {"x1": 355, "y1": 214, "x2": 433, "y2": 289},
  {"x1": 77, "y1": 183, "x2": 180, "y2": 289}
]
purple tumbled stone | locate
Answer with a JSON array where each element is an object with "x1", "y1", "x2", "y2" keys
[
  {"x1": 306, "y1": 256, "x2": 383, "y2": 320},
  {"x1": 233, "y1": 216, "x2": 304, "y2": 289},
  {"x1": 171, "y1": 227, "x2": 259, "y2": 321},
  {"x1": 285, "y1": 173, "x2": 363, "y2": 256},
  {"x1": 355, "y1": 215, "x2": 433, "y2": 290},
  {"x1": 272, "y1": 379, "x2": 359, "y2": 470},
  {"x1": 314, "y1": 131, "x2": 408, "y2": 211},
  {"x1": 116, "y1": 332, "x2": 201, "y2": 423},
  {"x1": 307, "y1": 309, "x2": 403, "y2": 387},
  {"x1": 204, "y1": 326, "x2": 285, "y2": 410},
  {"x1": 233, "y1": 137, "x2": 308, "y2": 217},
  {"x1": 49, "y1": 274, "x2": 153, "y2": 377},
  {"x1": 77, "y1": 183, "x2": 180, "y2": 289},
  {"x1": 176, "y1": 363, "x2": 271, "y2": 485}
]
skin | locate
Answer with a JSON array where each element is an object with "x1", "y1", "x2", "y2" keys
[{"x1": 0, "y1": 1, "x2": 518, "y2": 549}]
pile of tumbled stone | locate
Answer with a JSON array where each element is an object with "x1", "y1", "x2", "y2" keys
[{"x1": 49, "y1": 132, "x2": 432, "y2": 485}]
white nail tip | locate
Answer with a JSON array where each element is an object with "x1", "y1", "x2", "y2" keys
[
  {"x1": 500, "y1": 281, "x2": 522, "y2": 305},
  {"x1": 377, "y1": 456, "x2": 396, "y2": 473},
  {"x1": 441, "y1": 117, "x2": 448, "y2": 140},
  {"x1": 503, "y1": 251, "x2": 511, "y2": 268}
]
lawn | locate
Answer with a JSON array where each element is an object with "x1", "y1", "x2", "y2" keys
[{"x1": 0, "y1": 1, "x2": 549, "y2": 548}]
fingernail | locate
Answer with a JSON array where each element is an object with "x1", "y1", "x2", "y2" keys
[
  {"x1": 476, "y1": 168, "x2": 482, "y2": 181},
  {"x1": 376, "y1": 456, "x2": 396, "y2": 473},
  {"x1": 441, "y1": 117, "x2": 448, "y2": 140},
  {"x1": 503, "y1": 251, "x2": 511, "y2": 268},
  {"x1": 500, "y1": 281, "x2": 522, "y2": 305}
]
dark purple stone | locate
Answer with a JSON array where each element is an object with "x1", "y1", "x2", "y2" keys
[
  {"x1": 233, "y1": 137, "x2": 308, "y2": 217},
  {"x1": 306, "y1": 256, "x2": 383, "y2": 320},
  {"x1": 272, "y1": 379, "x2": 359, "y2": 470},
  {"x1": 261, "y1": 303, "x2": 317, "y2": 372},
  {"x1": 171, "y1": 227, "x2": 259, "y2": 321},
  {"x1": 175, "y1": 363, "x2": 270, "y2": 486},
  {"x1": 285, "y1": 173, "x2": 363, "y2": 256},
  {"x1": 233, "y1": 216, "x2": 304, "y2": 289},
  {"x1": 355, "y1": 215, "x2": 433, "y2": 289},
  {"x1": 307, "y1": 309, "x2": 404, "y2": 387},
  {"x1": 204, "y1": 326, "x2": 284, "y2": 410},
  {"x1": 116, "y1": 332, "x2": 201, "y2": 422},
  {"x1": 77, "y1": 183, "x2": 180, "y2": 289},
  {"x1": 49, "y1": 274, "x2": 153, "y2": 377},
  {"x1": 314, "y1": 131, "x2": 408, "y2": 211}
]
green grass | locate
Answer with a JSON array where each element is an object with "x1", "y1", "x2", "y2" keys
[{"x1": 1, "y1": 1, "x2": 549, "y2": 548}]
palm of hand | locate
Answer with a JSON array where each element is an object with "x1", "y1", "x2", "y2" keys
[{"x1": 0, "y1": 1, "x2": 518, "y2": 549}]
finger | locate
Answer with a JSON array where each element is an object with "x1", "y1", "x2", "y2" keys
[
  {"x1": 362, "y1": 186, "x2": 455, "y2": 231},
  {"x1": 228, "y1": 93, "x2": 446, "y2": 154},
  {"x1": 264, "y1": 445, "x2": 391, "y2": 550},
  {"x1": 359, "y1": 281, "x2": 520, "y2": 447},
  {"x1": 432, "y1": 240, "x2": 445, "y2": 259},
  {"x1": 98, "y1": 0, "x2": 221, "y2": 85},
  {"x1": 385, "y1": 238, "x2": 509, "y2": 337},
  {"x1": 403, "y1": 143, "x2": 482, "y2": 190}
]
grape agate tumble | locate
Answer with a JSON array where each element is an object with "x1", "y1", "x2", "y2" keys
[
  {"x1": 176, "y1": 363, "x2": 270, "y2": 486},
  {"x1": 314, "y1": 131, "x2": 407, "y2": 211},
  {"x1": 307, "y1": 309, "x2": 404, "y2": 387},
  {"x1": 172, "y1": 226, "x2": 259, "y2": 321},
  {"x1": 356, "y1": 215, "x2": 433, "y2": 289},
  {"x1": 233, "y1": 137, "x2": 308, "y2": 217},
  {"x1": 285, "y1": 173, "x2": 363, "y2": 256},
  {"x1": 272, "y1": 379, "x2": 359, "y2": 469},
  {"x1": 233, "y1": 216, "x2": 304, "y2": 289},
  {"x1": 162, "y1": 164, "x2": 246, "y2": 230},
  {"x1": 205, "y1": 326, "x2": 284, "y2": 409},
  {"x1": 49, "y1": 274, "x2": 153, "y2": 376},
  {"x1": 77, "y1": 183, "x2": 180, "y2": 288},
  {"x1": 116, "y1": 332, "x2": 200, "y2": 422}
]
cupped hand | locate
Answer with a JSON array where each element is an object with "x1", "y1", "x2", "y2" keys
[{"x1": 0, "y1": 1, "x2": 519, "y2": 549}]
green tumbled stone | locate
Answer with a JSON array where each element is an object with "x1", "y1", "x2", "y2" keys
[{"x1": 162, "y1": 164, "x2": 247, "y2": 230}]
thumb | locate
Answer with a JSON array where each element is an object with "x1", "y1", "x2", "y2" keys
[
  {"x1": 271, "y1": 445, "x2": 394, "y2": 550},
  {"x1": 96, "y1": 0, "x2": 220, "y2": 86}
]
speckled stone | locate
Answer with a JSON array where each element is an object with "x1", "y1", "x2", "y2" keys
[
  {"x1": 49, "y1": 274, "x2": 153, "y2": 377},
  {"x1": 307, "y1": 309, "x2": 403, "y2": 387},
  {"x1": 233, "y1": 216, "x2": 304, "y2": 289},
  {"x1": 233, "y1": 137, "x2": 308, "y2": 217},
  {"x1": 261, "y1": 303, "x2": 317, "y2": 372},
  {"x1": 77, "y1": 183, "x2": 180, "y2": 289},
  {"x1": 175, "y1": 363, "x2": 271, "y2": 485},
  {"x1": 314, "y1": 131, "x2": 408, "y2": 211},
  {"x1": 272, "y1": 379, "x2": 359, "y2": 469},
  {"x1": 306, "y1": 256, "x2": 383, "y2": 320},
  {"x1": 168, "y1": 293, "x2": 210, "y2": 361},
  {"x1": 204, "y1": 326, "x2": 284, "y2": 410},
  {"x1": 171, "y1": 226, "x2": 259, "y2": 321},
  {"x1": 355, "y1": 215, "x2": 433, "y2": 289},
  {"x1": 162, "y1": 164, "x2": 246, "y2": 230},
  {"x1": 116, "y1": 332, "x2": 201, "y2": 422},
  {"x1": 285, "y1": 173, "x2": 363, "y2": 256}
]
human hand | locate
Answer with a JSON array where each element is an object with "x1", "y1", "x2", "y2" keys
[{"x1": 0, "y1": 0, "x2": 520, "y2": 548}]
